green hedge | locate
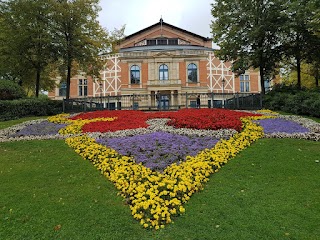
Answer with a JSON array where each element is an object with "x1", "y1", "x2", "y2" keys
[
  {"x1": 0, "y1": 80, "x2": 26, "y2": 100},
  {"x1": 263, "y1": 87, "x2": 320, "y2": 118},
  {"x1": 0, "y1": 98, "x2": 63, "y2": 121}
]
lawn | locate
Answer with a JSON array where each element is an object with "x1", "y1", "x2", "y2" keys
[{"x1": 1, "y1": 138, "x2": 319, "y2": 239}]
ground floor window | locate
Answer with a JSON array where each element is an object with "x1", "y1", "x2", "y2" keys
[
  {"x1": 240, "y1": 74, "x2": 250, "y2": 92},
  {"x1": 59, "y1": 82, "x2": 66, "y2": 96},
  {"x1": 79, "y1": 79, "x2": 88, "y2": 96}
]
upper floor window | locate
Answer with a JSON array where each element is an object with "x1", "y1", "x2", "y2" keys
[
  {"x1": 146, "y1": 38, "x2": 179, "y2": 46},
  {"x1": 130, "y1": 65, "x2": 140, "y2": 84},
  {"x1": 157, "y1": 38, "x2": 167, "y2": 45},
  {"x1": 147, "y1": 39, "x2": 156, "y2": 46},
  {"x1": 159, "y1": 64, "x2": 169, "y2": 80},
  {"x1": 79, "y1": 79, "x2": 88, "y2": 96},
  {"x1": 188, "y1": 63, "x2": 198, "y2": 83},
  {"x1": 240, "y1": 74, "x2": 250, "y2": 92},
  {"x1": 168, "y1": 39, "x2": 178, "y2": 45}
]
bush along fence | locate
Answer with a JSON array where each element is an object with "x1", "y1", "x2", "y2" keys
[
  {"x1": 62, "y1": 92, "x2": 263, "y2": 112},
  {"x1": 263, "y1": 90, "x2": 320, "y2": 118},
  {"x1": 0, "y1": 98, "x2": 63, "y2": 121}
]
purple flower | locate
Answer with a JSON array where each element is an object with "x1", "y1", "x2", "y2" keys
[
  {"x1": 10, "y1": 121, "x2": 67, "y2": 137},
  {"x1": 257, "y1": 118, "x2": 309, "y2": 134},
  {"x1": 97, "y1": 132, "x2": 219, "y2": 172}
]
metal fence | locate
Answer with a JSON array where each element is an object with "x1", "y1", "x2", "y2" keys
[{"x1": 62, "y1": 92, "x2": 263, "y2": 113}]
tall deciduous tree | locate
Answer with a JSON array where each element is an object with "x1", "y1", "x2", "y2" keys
[
  {"x1": 211, "y1": 0, "x2": 286, "y2": 95},
  {"x1": 51, "y1": 0, "x2": 107, "y2": 99},
  {"x1": 308, "y1": 0, "x2": 320, "y2": 87},
  {"x1": 281, "y1": 0, "x2": 320, "y2": 89},
  {"x1": 0, "y1": 0, "x2": 55, "y2": 97}
]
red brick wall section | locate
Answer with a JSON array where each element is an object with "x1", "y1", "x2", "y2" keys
[
  {"x1": 120, "y1": 62, "x2": 128, "y2": 87},
  {"x1": 87, "y1": 76, "x2": 93, "y2": 97},
  {"x1": 69, "y1": 77, "x2": 78, "y2": 98},
  {"x1": 250, "y1": 71, "x2": 260, "y2": 92},
  {"x1": 179, "y1": 62, "x2": 186, "y2": 85},
  {"x1": 48, "y1": 90, "x2": 55, "y2": 98},
  {"x1": 141, "y1": 62, "x2": 148, "y2": 86},
  {"x1": 199, "y1": 60, "x2": 207, "y2": 87}
]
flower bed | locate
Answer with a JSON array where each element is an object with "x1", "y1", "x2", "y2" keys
[
  {"x1": 166, "y1": 108, "x2": 258, "y2": 131},
  {"x1": 68, "y1": 109, "x2": 261, "y2": 133},
  {"x1": 65, "y1": 116, "x2": 266, "y2": 229},
  {"x1": 257, "y1": 118, "x2": 309, "y2": 134},
  {"x1": 9, "y1": 120, "x2": 67, "y2": 137},
  {"x1": 97, "y1": 132, "x2": 220, "y2": 171}
]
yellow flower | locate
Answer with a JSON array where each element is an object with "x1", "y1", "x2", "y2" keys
[
  {"x1": 64, "y1": 114, "x2": 273, "y2": 229},
  {"x1": 179, "y1": 206, "x2": 185, "y2": 213}
]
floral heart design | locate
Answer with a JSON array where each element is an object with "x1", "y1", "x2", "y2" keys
[{"x1": 51, "y1": 109, "x2": 270, "y2": 229}]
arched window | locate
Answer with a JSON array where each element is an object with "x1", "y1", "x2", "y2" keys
[
  {"x1": 159, "y1": 64, "x2": 168, "y2": 80},
  {"x1": 188, "y1": 63, "x2": 198, "y2": 83},
  {"x1": 130, "y1": 65, "x2": 140, "y2": 84}
]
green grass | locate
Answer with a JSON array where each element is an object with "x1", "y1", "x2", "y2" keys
[
  {"x1": 1, "y1": 138, "x2": 319, "y2": 240},
  {"x1": 0, "y1": 116, "x2": 47, "y2": 130}
]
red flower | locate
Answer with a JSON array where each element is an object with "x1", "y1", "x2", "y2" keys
[{"x1": 69, "y1": 109, "x2": 260, "y2": 133}]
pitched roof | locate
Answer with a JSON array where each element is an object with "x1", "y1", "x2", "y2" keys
[{"x1": 123, "y1": 18, "x2": 212, "y2": 42}]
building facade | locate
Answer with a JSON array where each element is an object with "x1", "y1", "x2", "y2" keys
[{"x1": 48, "y1": 19, "x2": 261, "y2": 110}]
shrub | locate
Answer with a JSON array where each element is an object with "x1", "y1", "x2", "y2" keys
[
  {"x1": 263, "y1": 88, "x2": 320, "y2": 118},
  {"x1": 0, "y1": 98, "x2": 63, "y2": 121},
  {"x1": 263, "y1": 92, "x2": 289, "y2": 111},
  {"x1": 0, "y1": 80, "x2": 26, "y2": 100}
]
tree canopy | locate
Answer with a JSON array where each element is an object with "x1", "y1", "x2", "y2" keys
[
  {"x1": 211, "y1": 0, "x2": 320, "y2": 92},
  {"x1": 0, "y1": 0, "x2": 123, "y2": 98},
  {"x1": 0, "y1": 0, "x2": 55, "y2": 97},
  {"x1": 50, "y1": 0, "x2": 108, "y2": 99}
]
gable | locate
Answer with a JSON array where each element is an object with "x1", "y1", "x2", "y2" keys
[{"x1": 118, "y1": 19, "x2": 212, "y2": 50}]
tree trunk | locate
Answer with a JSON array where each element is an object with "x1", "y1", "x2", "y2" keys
[
  {"x1": 35, "y1": 68, "x2": 40, "y2": 98},
  {"x1": 296, "y1": 55, "x2": 301, "y2": 89},
  {"x1": 315, "y1": 65, "x2": 319, "y2": 87},
  {"x1": 66, "y1": 62, "x2": 71, "y2": 100},
  {"x1": 259, "y1": 65, "x2": 265, "y2": 95}
]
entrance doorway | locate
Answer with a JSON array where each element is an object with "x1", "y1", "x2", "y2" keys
[{"x1": 160, "y1": 95, "x2": 169, "y2": 110}]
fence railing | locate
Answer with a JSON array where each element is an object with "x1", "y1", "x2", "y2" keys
[{"x1": 62, "y1": 92, "x2": 263, "y2": 113}]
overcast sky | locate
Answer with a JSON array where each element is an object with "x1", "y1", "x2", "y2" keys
[{"x1": 98, "y1": 0, "x2": 214, "y2": 39}]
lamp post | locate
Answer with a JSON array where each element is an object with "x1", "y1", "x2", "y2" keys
[
  {"x1": 99, "y1": 83, "x2": 103, "y2": 109},
  {"x1": 222, "y1": 78, "x2": 225, "y2": 108}
]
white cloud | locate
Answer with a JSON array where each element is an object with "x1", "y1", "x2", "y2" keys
[{"x1": 98, "y1": 0, "x2": 214, "y2": 38}]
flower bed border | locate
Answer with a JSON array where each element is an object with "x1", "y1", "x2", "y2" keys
[{"x1": 65, "y1": 116, "x2": 268, "y2": 229}]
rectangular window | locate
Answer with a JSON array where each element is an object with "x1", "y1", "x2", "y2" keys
[
  {"x1": 59, "y1": 82, "x2": 66, "y2": 96},
  {"x1": 130, "y1": 65, "x2": 140, "y2": 84},
  {"x1": 147, "y1": 39, "x2": 156, "y2": 46},
  {"x1": 157, "y1": 39, "x2": 167, "y2": 45},
  {"x1": 168, "y1": 39, "x2": 178, "y2": 45},
  {"x1": 240, "y1": 74, "x2": 250, "y2": 92},
  {"x1": 79, "y1": 79, "x2": 88, "y2": 96}
]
